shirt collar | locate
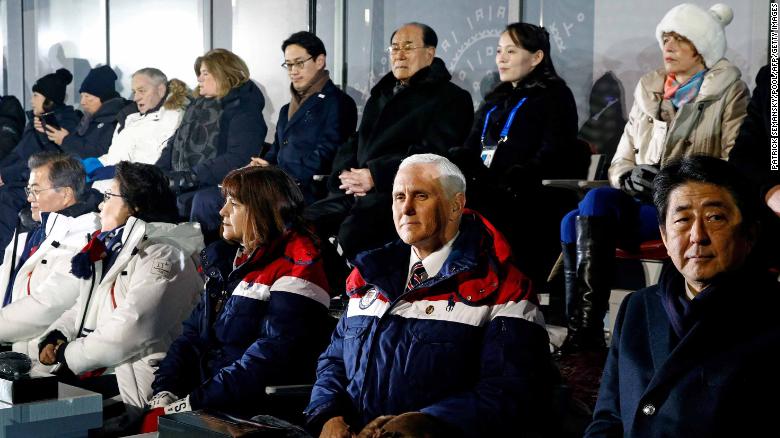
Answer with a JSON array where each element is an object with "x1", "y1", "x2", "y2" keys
[{"x1": 407, "y1": 232, "x2": 460, "y2": 280}]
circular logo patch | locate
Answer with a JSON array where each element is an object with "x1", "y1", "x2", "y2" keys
[{"x1": 359, "y1": 288, "x2": 379, "y2": 310}]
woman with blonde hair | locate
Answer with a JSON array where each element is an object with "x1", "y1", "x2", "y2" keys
[{"x1": 156, "y1": 48, "x2": 267, "y2": 242}]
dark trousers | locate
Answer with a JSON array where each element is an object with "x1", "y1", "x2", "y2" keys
[
  {"x1": 178, "y1": 186, "x2": 224, "y2": 244},
  {"x1": 304, "y1": 191, "x2": 396, "y2": 262}
]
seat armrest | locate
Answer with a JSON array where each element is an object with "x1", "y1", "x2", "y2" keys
[
  {"x1": 265, "y1": 384, "x2": 314, "y2": 396},
  {"x1": 577, "y1": 180, "x2": 610, "y2": 189}
]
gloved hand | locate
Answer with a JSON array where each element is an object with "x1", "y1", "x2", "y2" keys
[
  {"x1": 621, "y1": 164, "x2": 659, "y2": 197},
  {"x1": 166, "y1": 170, "x2": 199, "y2": 194},
  {"x1": 149, "y1": 390, "x2": 179, "y2": 409}
]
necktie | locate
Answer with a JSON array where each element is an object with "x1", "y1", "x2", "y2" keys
[{"x1": 406, "y1": 261, "x2": 428, "y2": 292}]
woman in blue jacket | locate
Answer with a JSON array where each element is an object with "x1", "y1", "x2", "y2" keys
[
  {"x1": 156, "y1": 49, "x2": 268, "y2": 240},
  {"x1": 149, "y1": 166, "x2": 332, "y2": 418}
]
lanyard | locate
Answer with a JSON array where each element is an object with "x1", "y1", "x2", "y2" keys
[{"x1": 480, "y1": 97, "x2": 527, "y2": 146}]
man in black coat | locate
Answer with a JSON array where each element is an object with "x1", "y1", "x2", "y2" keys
[
  {"x1": 0, "y1": 96, "x2": 25, "y2": 161},
  {"x1": 728, "y1": 65, "x2": 779, "y2": 268},
  {"x1": 305, "y1": 22, "x2": 473, "y2": 261},
  {"x1": 586, "y1": 156, "x2": 780, "y2": 438}
]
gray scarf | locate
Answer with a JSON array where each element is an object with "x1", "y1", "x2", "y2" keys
[{"x1": 170, "y1": 97, "x2": 222, "y2": 172}]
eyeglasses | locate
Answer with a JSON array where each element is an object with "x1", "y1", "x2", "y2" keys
[
  {"x1": 25, "y1": 186, "x2": 61, "y2": 199},
  {"x1": 386, "y1": 44, "x2": 428, "y2": 55},
  {"x1": 102, "y1": 192, "x2": 124, "y2": 203},
  {"x1": 281, "y1": 56, "x2": 313, "y2": 71}
]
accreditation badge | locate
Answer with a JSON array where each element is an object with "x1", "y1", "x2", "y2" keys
[{"x1": 481, "y1": 145, "x2": 498, "y2": 168}]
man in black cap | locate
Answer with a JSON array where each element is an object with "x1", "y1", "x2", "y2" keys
[{"x1": 43, "y1": 65, "x2": 129, "y2": 159}]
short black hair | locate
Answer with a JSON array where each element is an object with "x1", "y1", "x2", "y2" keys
[
  {"x1": 391, "y1": 22, "x2": 438, "y2": 48},
  {"x1": 28, "y1": 152, "x2": 85, "y2": 201},
  {"x1": 653, "y1": 155, "x2": 758, "y2": 231},
  {"x1": 115, "y1": 161, "x2": 179, "y2": 224},
  {"x1": 282, "y1": 31, "x2": 326, "y2": 59}
]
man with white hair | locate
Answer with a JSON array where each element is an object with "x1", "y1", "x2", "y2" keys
[
  {"x1": 305, "y1": 154, "x2": 551, "y2": 437},
  {"x1": 82, "y1": 67, "x2": 189, "y2": 186}
]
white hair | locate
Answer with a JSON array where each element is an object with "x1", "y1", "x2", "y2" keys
[
  {"x1": 132, "y1": 67, "x2": 168, "y2": 88},
  {"x1": 398, "y1": 153, "x2": 466, "y2": 198}
]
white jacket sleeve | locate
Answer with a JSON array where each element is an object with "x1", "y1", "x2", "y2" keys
[
  {"x1": 63, "y1": 244, "x2": 201, "y2": 374},
  {"x1": 608, "y1": 97, "x2": 643, "y2": 188},
  {"x1": 0, "y1": 257, "x2": 81, "y2": 343}
]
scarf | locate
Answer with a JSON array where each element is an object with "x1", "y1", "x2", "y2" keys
[
  {"x1": 169, "y1": 97, "x2": 222, "y2": 172},
  {"x1": 288, "y1": 69, "x2": 330, "y2": 119},
  {"x1": 70, "y1": 228, "x2": 124, "y2": 280},
  {"x1": 663, "y1": 69, "x2": 707, "y2": 108}
]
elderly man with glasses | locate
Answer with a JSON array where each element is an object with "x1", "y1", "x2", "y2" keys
[
  {"x1": 0, "y1": 152, "x2": 100, "y2": 357},
  {"x1": 304, "y1": 22, "x2": 474, "y2": 268},
  {"x1": 250, "y1": 31, "x2": 357, "y2": 206}
]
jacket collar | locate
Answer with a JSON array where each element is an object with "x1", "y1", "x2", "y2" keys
[
  {"x1": 371, "y1": 57, "x2": 452, "y2": 97},
  {"x1": 352, "y1": 211, "x2": 506, "y2": 301}
]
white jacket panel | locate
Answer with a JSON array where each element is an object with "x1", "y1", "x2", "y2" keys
[
  {"x1": 98, "y1": 106, "x2": 184, "y2": 166},
  {"x1": 0, "y1": 212, "x2": 99, "y2": 353}
]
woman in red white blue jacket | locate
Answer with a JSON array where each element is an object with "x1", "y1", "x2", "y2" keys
[{"x1": 150, "y1": 166, "x2": 332, "y2": 417}]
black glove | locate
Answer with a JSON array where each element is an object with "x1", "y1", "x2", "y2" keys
[
  {"x1": 166, "y1": 170, "x2": 199, "y2": 195},
  {"x1": 621, "y1": 164, "x2": 659, "y2": 198}
]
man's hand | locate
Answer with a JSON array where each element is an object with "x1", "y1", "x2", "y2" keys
[
  {"x1": 248, "y1": 157, "x2": 270, "y2": 167},
  {"x1": 358, "y1": 412, "x2": 454, "y2": 438},
  {"x1": 320, "y1": 416, "x2": 355, "y2": 438},
  {"x1": 39, "y1": 339, "x2": 65, "y2": 365},
  {"x1": 33, "y1": 117, "x2": 45, "y2": 133},
  {"x1": 766, "y1": 185, "x2": 780, "y2": 217},
  {"x1": 45, "y1": 125, "x2": 69, "y2": 145},
  {"x1": 356, "y1": 415, "x2": 395, "y2": 438},
  {"x1": 338, "y1": 168, "x2": 374, "y2": 196}
]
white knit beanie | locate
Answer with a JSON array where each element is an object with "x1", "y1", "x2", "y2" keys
[{"x1": 655, "y1": 3, "x2": 734, "y2": 68}]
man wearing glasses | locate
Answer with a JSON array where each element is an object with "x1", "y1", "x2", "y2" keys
[
  {"x1": 251, "y1": 31, "x2": 357, "y2": 206},
  {"x1": 304, "y1": 22, "x2": 473, "y2": 264},
  {"x1": 0, "y1": 152, "x2": 100, "y2": 357}
]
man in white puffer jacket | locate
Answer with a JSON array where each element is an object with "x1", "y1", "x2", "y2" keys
[
  {"x1": 85, "y1": 68, "x2": 189, "y2": 191},
  {"x1": 37, "y1": 162, "x2": 204, "y2": 411},
  {"x1": 0, "y1": 152, "x2": 101, "y2": 356}
]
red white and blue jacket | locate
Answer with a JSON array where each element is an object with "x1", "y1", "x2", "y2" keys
[
  {"x1": 152, "y1": 230, "x2": 332, "y2": 416},
  {"x1": 305, "y1": 212, "x2": 551, "y2": 436}
]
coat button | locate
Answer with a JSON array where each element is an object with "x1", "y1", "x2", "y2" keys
[
  {"x1": 283, "y1": 139, "x2": 288, "y2": 145},
  {"x1": 425, "y1": 305, "x2": 434, "y2": 314},
  {"x1": 683, "y1": 139, "x2": 692, "y2": 147},
  {"x1": 646, "y1": 116, "x2": 653, "y2": 123},
  {"x1": 642, "y1": 403, "x2": 656, "y2": 416}
]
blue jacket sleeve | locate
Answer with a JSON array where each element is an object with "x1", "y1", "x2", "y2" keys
[
  {"x1": 304, "y1": 314, "x2": 352, "y2": 428},
  {"x1": 193, "y1": 111, "x2": 267, "y2": 186},
  {"x1": 152, "y1": 297, "x2": 207, "y2": 397},
  {"x1": 186, "y1": 290, "x2": 325, "y2": 413},
  {"x1": 299, "y1": 95, "x2": 358, "y2": 181},
  {"x1": 418, "y1": 316, "x2": 552, "y2": 436},
  {"x1": 60, "y1": 120, "x2": 117, "y2": 158},
  {"x1": 584, "y1": 294, "x2": 630, "y2": 438}
]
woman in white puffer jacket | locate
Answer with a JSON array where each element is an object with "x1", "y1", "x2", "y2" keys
[{"x1": 38, "y1": 161, "x2": 203, "y2": 410}]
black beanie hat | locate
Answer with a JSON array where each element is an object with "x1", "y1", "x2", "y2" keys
[
  {"x1": 32, "y1": 68, "x2": 73, "y2": 106},
  {"x1": 79, "y1": 65, "x2": 118, "y2": 102}
]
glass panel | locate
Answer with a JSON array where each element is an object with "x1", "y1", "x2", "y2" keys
[
  {"x1": 231, "y1": 0, "x2": 309, "y2": 142},
  {"x1": 109, "y1": 0, "x2": 208, "y2": 95},
  {"x1": 343, "y1": 0, "x2": 512, "y2": 112},
  {"x1": 523, "y1": 0, "x2": 770, "y2": 130},
  {"x1": 23, "y1": 0, "x2": 107, "y2": 109}
]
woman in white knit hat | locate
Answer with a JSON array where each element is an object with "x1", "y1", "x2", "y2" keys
[{"x1": 557, "y1": 3, "x2": 748, "y2": 354}]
